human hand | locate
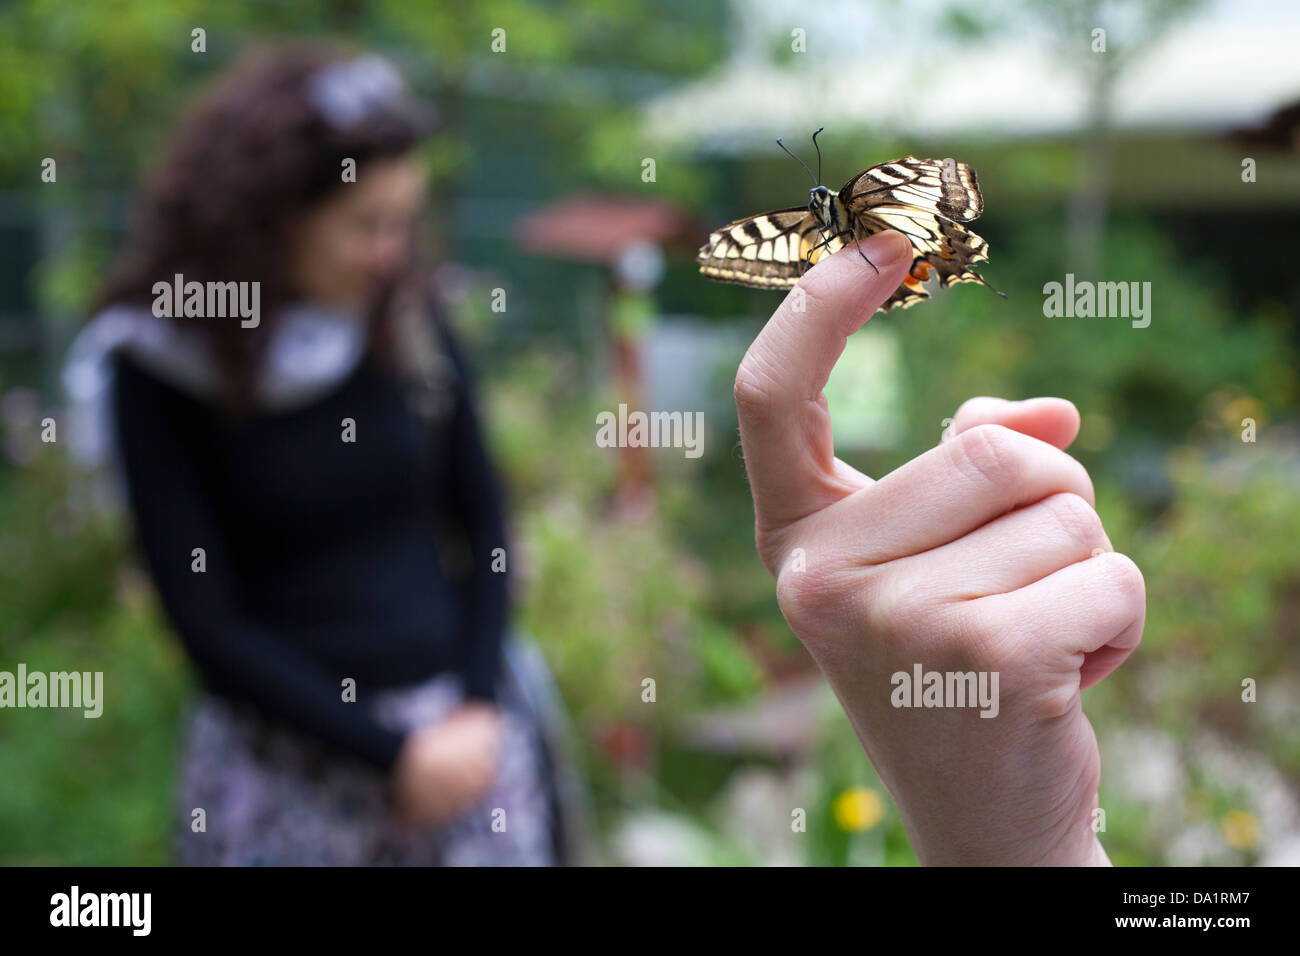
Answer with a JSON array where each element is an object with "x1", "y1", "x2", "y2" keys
[
  {"x1": 733, "y1": 230, "x2": 1144, "y2": 865},
  {"x1": 391, "y1": 701, "x2": 505, "y2": 828}
]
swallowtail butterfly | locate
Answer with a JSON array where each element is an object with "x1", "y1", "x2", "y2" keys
[{"x1": 697, "y1": 129, "x2": 1004, "y2": 312}]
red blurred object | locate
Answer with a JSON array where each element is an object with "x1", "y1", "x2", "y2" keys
[
  {"x1": 513, "y1": 192, "x2": 699, "y2": 263},
  {"x1": 513, "y1": 192, "x2": 702, "y2": 514},
  {"x1": 595, "y1": 721, "x2": 651, "y2": 769}
]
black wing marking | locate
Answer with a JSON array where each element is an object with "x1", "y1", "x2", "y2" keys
[
  {"x1": 696, "y1": 207, "x2": 837, "y2": 289},
  {"x1": 843, "y1": 156, "x2": 984, "y2": 223}
]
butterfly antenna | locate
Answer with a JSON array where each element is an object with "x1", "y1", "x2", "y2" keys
[
  {"x1": 775, "y1": 137, "x2": 818, "y2": 187},
  {"x1": 811, "y1": 127, "x2": 825, "y2": 184}
]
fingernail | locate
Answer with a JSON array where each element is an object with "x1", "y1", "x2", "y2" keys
[{"x1": 865, "y1": 229, "x2": 912, "y2": 267}]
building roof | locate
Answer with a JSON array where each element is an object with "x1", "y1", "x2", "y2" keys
[
  {"x1": 639, "y1": 0, "x2": 1300, "y2": 153},
  {"x1": 513, "y1": 192, "x2": 699, "y2": 263}
]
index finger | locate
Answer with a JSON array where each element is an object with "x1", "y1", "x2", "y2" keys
[
  {"x1": 734, "y1": 230, "x2": 914, "y2": 534},
  {"x1": 948, "y1": 396, "x2": 1082, "y2": 450}
]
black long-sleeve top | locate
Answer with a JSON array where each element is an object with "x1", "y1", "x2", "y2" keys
[{"x1": 110, "y1": 311, "x2": 510, "y2": 773}]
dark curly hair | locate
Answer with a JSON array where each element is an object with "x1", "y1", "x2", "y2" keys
[{"x1": 91, "y1": 41, "x2": 439, "y2": 414}]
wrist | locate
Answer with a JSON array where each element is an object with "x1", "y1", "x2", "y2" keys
[
  {"x1": 910, "y1": 817, "x2": 1111, "y2": 867},
  {"x1": 1083, "y1": 836, "x2": 1112, "y2": 866},
  {"x1": 1022, "y1": 827, "x2": 1112, "y2": 867}
]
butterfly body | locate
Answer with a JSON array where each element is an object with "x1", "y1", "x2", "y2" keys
[
  {"x1": 807, "y1": 184, "x2": 843, "y2": 237},
  {"x1": 697, "y1": 155, "x2": 1004, "y2": 312}
]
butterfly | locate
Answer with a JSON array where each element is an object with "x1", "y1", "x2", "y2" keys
[{"x1": 696, "y1": 129, "x2": 1005, "y2": 312}]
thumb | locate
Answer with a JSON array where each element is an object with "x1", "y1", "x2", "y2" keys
[
  {"x1": 735, "y1": 230, "x2": 914, "y2": 539},
  {"x1": 947, "y1": 396, "x2": 1081, "y2": 451}
]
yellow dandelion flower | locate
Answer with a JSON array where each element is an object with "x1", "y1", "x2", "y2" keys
[
  {"x1": 1220, "y1": 809, "x2": 1259, "y2": 850},
  {"x1": 832, "y1": 787, "x2": 885, "y2": 832}
]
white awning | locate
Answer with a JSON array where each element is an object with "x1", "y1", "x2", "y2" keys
[{"x1": 641, "y1": 0, "x2": 1300, "y2": 153}]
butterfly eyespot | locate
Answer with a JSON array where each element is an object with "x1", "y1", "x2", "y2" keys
[{"x1": 911, "y1": 260, "x2": 934, "y2": 281}]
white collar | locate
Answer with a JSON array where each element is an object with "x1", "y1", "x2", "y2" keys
[{"x1": 61, "y1": 300, "x2": 369, "y2": 472}]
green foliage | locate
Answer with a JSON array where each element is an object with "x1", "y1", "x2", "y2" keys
[
  {"x1": 0, "y1": 451, "x2": 121, "y2": 641},
  {"x1": 873, "y1": 218, "x2": 1297, "y2": 482},
  {"x1": 486, "y1": 349, "x2": 767, "y2": 730},
  {"x1": 805, "y1": 703, "x2": 915, "y2": 867},
  {"x1": 0, "y1": 596, "x2": 190, "y2": 865},
  {"x1": 1093, "y1": 447, "x2": 1300, "y2": 772},
  {"x1": 0, "y1": 446, "x2": 190, "y2": 865},
  {"x1": 2, "y1": 0, "x2": 1296, "y2": 867}
]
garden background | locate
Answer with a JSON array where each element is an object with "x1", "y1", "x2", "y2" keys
[{"x1": 1, "y1": 0, "x2": 1297, "y2": 865}]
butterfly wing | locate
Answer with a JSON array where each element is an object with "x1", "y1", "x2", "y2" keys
[
  {"x1": 696, "y1": 207, "x2": 848, "y2": 290},
  {"x1": 843, "y1": 156, "x2": 1002, "y2": 311},
  {"x1": 697, "y1": 155, "x2": 1002, "y2": 310},
  {"x1": 841, "y1": 155, "x2": 984, "y2": 223},
  {"x1": 859, "y1": 205, "x2": 995, "y2": 307}
]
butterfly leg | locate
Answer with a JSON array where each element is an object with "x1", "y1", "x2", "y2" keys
[
  {"x1": 852, "y1": 232, "x2": 880, "y2": 275},
  {"x1": 803, "y1": 228, "x2": 835, "y2": 271}
]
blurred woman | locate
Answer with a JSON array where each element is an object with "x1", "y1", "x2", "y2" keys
[{"x1": 63, "y1": 44, "x2": 561, "y2": 865}]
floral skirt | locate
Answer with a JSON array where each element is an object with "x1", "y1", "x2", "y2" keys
[{"x1": 172, "y1": 665, "x2": 557, "y2": 866}]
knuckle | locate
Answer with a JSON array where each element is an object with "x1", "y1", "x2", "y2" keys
[
  {"x1": 950, "y1": 423, "x2": 1024, "y2": 489},
  {"x1": 775, "y1": 557, "x2": 847, "y2": 635},
  {"x1": 733, "y1": 356, "x2": 776, "y2": 420},
  {"x1": 1042, "y1": 492, "x2": 1103, "y2": 549},
  {"x1": 1103, "y1": 552, "x2": 1146, "y2": 607},
  {"x1": 864, "y1": 568, "x2": 933, "y2": 634}
]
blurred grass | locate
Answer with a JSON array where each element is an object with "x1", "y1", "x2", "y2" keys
[{"x1": 0, "y1": 457, "x2": 192, "y2": 864}]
